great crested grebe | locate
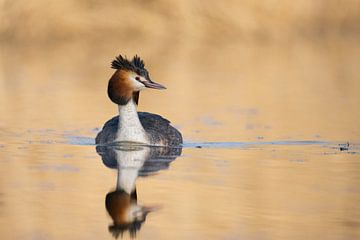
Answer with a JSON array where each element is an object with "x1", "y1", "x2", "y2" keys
[{"x1": 95, "y1": 55, "x2": 182, "y2": 146}]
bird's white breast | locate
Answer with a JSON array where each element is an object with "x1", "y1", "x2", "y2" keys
[{"x1": 116, "y1": 99, "x2": 149, "y2": 144}]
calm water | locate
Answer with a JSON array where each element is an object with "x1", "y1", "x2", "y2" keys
[{"x1": 1, "y1": 36, "x2": 360, "y2": 240}]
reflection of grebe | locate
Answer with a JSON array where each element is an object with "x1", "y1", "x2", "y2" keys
[
  {"x1": 96, "y1": 55, "x2": 182, "y2": 146},
  {"x1": 97, "y1": 145, "x2": 182, "y2": 238},
  {"x1": 104, "y1": 146, "x2": 152, "y2": 239}
]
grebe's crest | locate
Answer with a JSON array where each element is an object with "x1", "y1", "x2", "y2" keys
[{"x1": 111, "y1": 55, "x2": 149, "y2": 80}]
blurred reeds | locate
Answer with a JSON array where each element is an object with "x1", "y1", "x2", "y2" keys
[{"x1": 1, "y1": 0, "x2": 359, "y2": 46}]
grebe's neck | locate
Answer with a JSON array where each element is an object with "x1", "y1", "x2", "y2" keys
[{"x1": 115, "y1": 98, "x2": 149, "y2": 144}]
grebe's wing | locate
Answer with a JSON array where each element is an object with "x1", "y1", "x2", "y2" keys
[
  {"x1": 138, "y1": 112, "x2": 182, "y2": 147},
  {"x1": 95, "y1": 116, "x2": 118, "y2": 144}
]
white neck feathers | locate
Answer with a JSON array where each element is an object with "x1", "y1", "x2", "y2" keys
[{"x1": 115, "y1": 99, "x2": 149, "y2": 144}]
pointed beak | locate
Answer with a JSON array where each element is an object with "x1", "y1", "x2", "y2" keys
[{"x1": 142, "y1": 80, "x2": 166, "y2": 90}]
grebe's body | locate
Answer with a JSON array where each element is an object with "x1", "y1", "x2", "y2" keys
[
  {"x1": 95, "y1": 55, "x2": 182, "y2": 146},
  {"x1": 96, "y1": 107, "x2": 182, "y2": 146}
]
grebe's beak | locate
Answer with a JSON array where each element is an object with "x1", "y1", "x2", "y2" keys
[{"x1": 143, "y1": 80, "x2": 166, "y2": 90}]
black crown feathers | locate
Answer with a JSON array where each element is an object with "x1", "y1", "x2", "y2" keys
[{"x1": 111, "y1": 54, "x2": 146, "y2": 73}]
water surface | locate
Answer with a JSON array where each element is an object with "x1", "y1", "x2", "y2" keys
[{"x1": 1, "y1": 6, "x2": 360, "y2": 238}]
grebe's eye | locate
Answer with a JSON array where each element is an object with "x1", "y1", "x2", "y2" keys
[{"x1": 135, "y1": 76, "x2": 140, "y2": 81}]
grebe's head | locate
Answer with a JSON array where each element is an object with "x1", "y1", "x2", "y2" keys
[{"x1": 108, "y1": 55, "x2": 166, "y2": 105}]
